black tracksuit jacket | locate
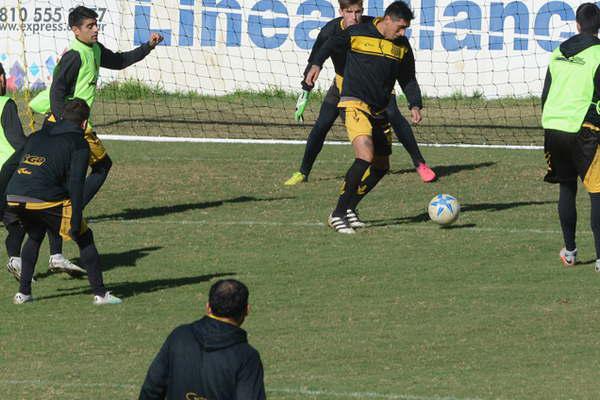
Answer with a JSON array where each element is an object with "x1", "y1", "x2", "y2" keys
[
  {"x1": 311, "y1": 18, "x2": 422, "y2": 112},
  {"x1": 0, "y1": 120, "x2": 89, "y2": 231},
  {"x1": 139, "y1": 316, "x2": 266, "y2": 400}
]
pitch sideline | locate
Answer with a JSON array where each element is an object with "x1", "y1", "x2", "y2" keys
[{"x1": 98, "y1": 134, "x2": 542, "y2": 150}]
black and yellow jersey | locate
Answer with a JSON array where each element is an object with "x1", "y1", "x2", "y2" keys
[
  {"x1": 0, "y1": 120, "x2": 89, "y2": 229},
  {"x1": 302, "y1": 16, "x2": 375, "y2": 90},
  {"x1": 311, "y1": 18, "x2": 422, "y2": 113}
]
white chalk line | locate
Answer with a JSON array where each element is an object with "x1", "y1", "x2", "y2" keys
[
  {"x1": 87, "y1": 217, "x2": 586, "y2": 235},
  {"x1": 97, "y1": 134, "x2": 542, "y2": 150},
  {"x1": 0, "y1": 380, "x2": 486, "y2": 400}
]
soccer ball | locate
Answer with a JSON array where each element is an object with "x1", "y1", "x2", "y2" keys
[{"x1": 428, "y1": 194, "x2": 460, "y2": 225}]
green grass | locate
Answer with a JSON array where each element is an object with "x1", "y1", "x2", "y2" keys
[
  {"x1": 1, "y1": 141, "x2": 599, "y2": 400},
  {"x1": 10, "y1": 82, "x2": 542, "y2": 145}
]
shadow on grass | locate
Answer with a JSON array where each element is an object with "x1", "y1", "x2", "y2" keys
[
  {"x1": 367, "y1": 200, "x2": 554, "y2": 228},
  {"x1": 390, "y1": 161, "x2": 496, "y2": 178},
  {"x1": 312, "y1": 161, "x2": 497, "y2": 182},
  {"x1": 36, "y1": 272, "x2": 235, "y2": 301},
  {"x1": 34, "y1": 246, "x2": 163, "y2": 281},
  {"x1": 89, "y1": 195, "x2": 294, "y2": 221}
]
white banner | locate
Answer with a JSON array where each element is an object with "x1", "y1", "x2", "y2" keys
[{"x1": 0, "y1": 0, "x2": 589, "y2": 97}]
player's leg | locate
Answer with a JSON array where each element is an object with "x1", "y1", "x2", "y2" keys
[
  {"x1": 558, "y1": 180, "x2": 578, "y2": 264},
  {"x1": 47, "y1": 229, "x2": 86, "y2": 276},
  {"x1": 577, "y1": 125, "x2": 600, "y2": 271},
  {"x1": 13, "y1": 209, "x2": 46, "y2": 303},
  {"x1": 544, "y1": 129, "x2": 580, "y2": 266},
  {"x1": 589, "y1": 192, "x2": 600, "y2": 271},
  {"x1": 328, "y1": 108, "x2": 373, "y2": 233},
  {"x1": 73, "y1": 228, "x2": 120, "y2": 304},
  {"x1": 346, "y1": 120, "x2": 392, "y2": 227},
  {"x1": 285, "y1": 81, "x2": 340, "y2": 185},
  {"x1": 83, "y1": 129, "x2": 112, "y2": 206},
  {"x1": 4, "y1": 209, "x2": 25, "y2": 280},
  {"x1": 84, "y1": 155, "x2": 112, "y2": 206},
  {"x1": 385, "y1": 96, "x2": 435, "y2": 182},
  {"x1": 53, "y1": 201, "x2": 121, "y2": 304}
]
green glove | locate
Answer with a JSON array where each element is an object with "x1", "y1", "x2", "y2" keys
[{"x1": 294, "y1": 90, "x2": 310, "y2": 123}]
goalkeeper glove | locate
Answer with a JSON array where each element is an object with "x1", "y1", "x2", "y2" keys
[{"x1": 294, "y1": 90, "x2": 310, "y2": 123}]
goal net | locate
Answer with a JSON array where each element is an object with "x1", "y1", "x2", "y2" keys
[{"x1": 0, "y1": 0, "x2": 578, "y2": 145}]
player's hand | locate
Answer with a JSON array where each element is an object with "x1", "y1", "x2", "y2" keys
[
  {"x1": 410, "y1": 107, "x2": 422, "y2": 124},
  {"x1": 148, "y1": 33, "x2": 164, "y2": 49},
  {"x1": 294, "y1": 90, "x2": 310, "y2": 123},
  {"x1": 305, "y1": 65, "x2": 321, "y2": 87}
]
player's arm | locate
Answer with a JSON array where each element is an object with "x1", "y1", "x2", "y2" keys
[
  {"x1": 302, "y1": 26, "x2": 332, "y2": 91},
  {"x1": 541, "y1": 69, "x2": 552, "y2": 110},
  {"x1": 68, "y1": 142, "x2": 90, "y2": 238},
  {"x1": 305, "y1": 30, "x2": 350, "y2": 88},
  {"x1": 1, "y1": 99, "x2": 26, "y2": 149},
  {"x1": 99, "y1": 33, "x2": 164, "y2": 70},
  {"x1": 0, "y1": 146, "x2": 24, "y2": 217},
  {"x1": 235, "y1": 350, "x2": 266, "y2": 400},
  {"x1": 294, "y1": 27, "x2": 334, "y2": 122},
  {"x1": 138, "y1": 331, "x2": 172, "y2": 400},
  {"x1": 397, "y1": 44, "x2": 423, "y2": 124},
  {"x1": 50, "y1": 51, "x2": 81, "y2": 119}
]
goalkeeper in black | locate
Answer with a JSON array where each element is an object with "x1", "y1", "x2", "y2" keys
[
  {"x1": 284, "y1": 0, "x2": 435, "y2": 186},
  {"x1": 542, "y1": 3, "x2": 600, "y2": 271},
  {"x1": 0, "y1": 99, "x2": 122, "y2": 305},
  {"x1": 305, "y1": 0, "x2": 422, "y2": 233}
]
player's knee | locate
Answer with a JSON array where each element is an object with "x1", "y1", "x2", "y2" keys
[
  {"x1": 352, "y1": 136, "x2": 374, "y2": 162},
  {"x1": 372, "y1": 156, "x2": 390, "y2": 171},
  {"x1": 75, "y1": 228, "x2": 94, "y2": 248}
]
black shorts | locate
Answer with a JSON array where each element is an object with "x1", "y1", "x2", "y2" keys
[
  {"x1": 6, "y1": 200, "x2": 88, "y2": 240},
  {"x1": 2, "y1": 206, "x2": 20, "y2": 226},
  {"x1": 544, "y1": 126, "x2": 600, "y2": 192}
]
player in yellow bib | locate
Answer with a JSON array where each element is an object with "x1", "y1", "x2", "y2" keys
[{"x1": 28, "y1": 6, "x2": 163, "y2": 268}]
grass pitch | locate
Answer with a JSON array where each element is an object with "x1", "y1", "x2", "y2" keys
[{"x1": 1, "y1": 141, "x2": 599, "y2": 400}]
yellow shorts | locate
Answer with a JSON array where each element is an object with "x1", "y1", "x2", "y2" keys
[
  {"x1": 339, "y1": 105, "x2": 393, "y2": 156},
  {"x1": 84, "y1": 127, "x2": 107, "y2": 165}
]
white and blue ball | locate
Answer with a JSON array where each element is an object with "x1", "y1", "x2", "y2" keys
[{"x1": 428, "y1": 194, "x2": 460, "y2": 225}]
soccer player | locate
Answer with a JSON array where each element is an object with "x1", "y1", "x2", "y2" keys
[
  {"x1": 542, "y1": 3, "x2": 600, "y2": 270},
  {"x1": 0, "y1": 67, "x2": 85, "y2": 279},
  {"x1": 28, "y1": 5, "x2": 163, "y2": 269},
  {"x1": 139, "y1": 279, "x2": 266, "y2": 400},
  {"x1": 284, "y1": 0, "x2": 434, "y2": 186},
  {"x1": 0, "y1": 99, "x2": 121, "y2": 304},
  {"x1": 305, "y1": 1, "x2": 422, "y2": 233},
  {"x1": 0, "y1": 62, "x2": 28, "y2": 277}
]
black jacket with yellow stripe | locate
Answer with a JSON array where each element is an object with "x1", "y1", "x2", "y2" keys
[
  {"x1": 0, "y1": 120, "x2": 89, "y2": 230},
  {"x1": 302, "y1": 16, "x2": 375, "y2": 91},
  {"x1": 311, "y1": 18, "x2": 422, "y2": 113}
]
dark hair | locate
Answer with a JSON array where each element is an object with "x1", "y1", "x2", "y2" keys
[
  {"x1": 576, "y1": 3, "x2": 600, "y2": 34},
  {"x1": 68, "y1": 6, "x2": 98, "y2": 28},
  {"x1": 338, "y1": 0, "x2": 363, "y2": 10},
  {"x1": 209, "y1": 279, "x2": 249, "y2": 320},
  {"x1": 0, "y1": 62, "x2": 4, "y2": 77},
  {"x1": 62, "y1": 98, "x2": 90, "y2": 126},
  {"x1": 384, "y1": 1, "x2": 414, "y2": 21}
]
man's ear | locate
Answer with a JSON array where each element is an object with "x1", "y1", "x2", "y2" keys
[{"x1": 81, "y1": 119, "x2": 88, "y2": 131}]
